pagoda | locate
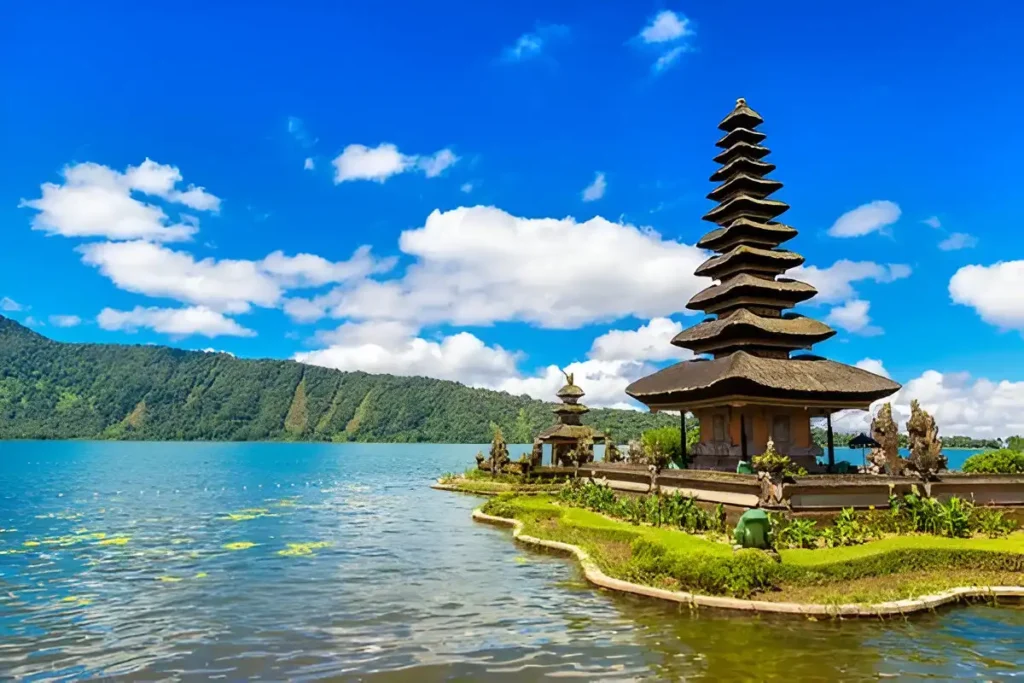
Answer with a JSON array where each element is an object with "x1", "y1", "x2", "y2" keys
[
  {"x1": 625, "y1": 99, "x2": 900, "y2": 472},
  {"x1": 533, "y1": 371, "x2": 605, "y2": 466}
]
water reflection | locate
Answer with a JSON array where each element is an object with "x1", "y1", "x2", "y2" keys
[{"x1": 0, "y1": 441, "x2": 1020, "y2": 680}]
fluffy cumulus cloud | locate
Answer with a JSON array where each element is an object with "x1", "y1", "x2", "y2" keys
[
  {"x1": 790, "y1": 260, "x2": 910, "y2": 305},
  {"x1": 827, "y1": 200, "x2": 901, "y2": 238},
  {"x1": 588, "y1": 317, "x2": 690, "y2": 362},
  {"x1": 304, "y1": 157, "x2": 315, "y2": 171},
  {"x1": 581, "y1": 172, "x2": 606, "y2": 202},
  {"x1": 296, "y1": 322, "x2": 521, "y2": 387},
  {"x1": 20, "y1": 159, "x2": 220, "y2": 242},
  {"x1": 284, "y1": 206, "x2": 707, "y2": 328},
  {"x1": 502, "y1": 23, "x2": 570, "y2": 62},
  {"x1": 332, "y1": 143, "x2": 458, "y2": 183},
  {"x1": 48, "y1": 314, "x2": 82, "y2": 327},
  {"x1": 97, "y1": 306, "x2": 256, "y2": 338},
  {"x1": 1, "y1": 296, "x2": 23, "y2": 312},
  {"x1": 938, "y1": 232, "x2": 978, "y2": 251},
  {"x1": 832, "y1": 360, "x2": 1024, "y2": 439},
  {"x1": 79, "y1": 240, "x2": 390, "y2": 317},
  {"x1": 825, "y1": 299, "x2": 882, "y2": 336},
  {"x1": 922, "y1": 216, "x2": 942, "y2": 229},
  {"x1": 949, "y1": 260, "x2": 1024, "y2": 333},
  {"x1": 635, "y1": 10, "x2": 694, "y2": 72}
]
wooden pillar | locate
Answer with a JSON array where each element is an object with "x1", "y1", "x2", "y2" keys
[
  {"x1": 826, "y1": 413, "x2": 835, "y2": 472},
  {"x1": 740, "y1": 413, "x2": 748, "y2": 460},
  {"x1": 680, "y1": 411, "x2": 687, "y2": 464}
]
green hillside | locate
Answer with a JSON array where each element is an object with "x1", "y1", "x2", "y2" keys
[{"x1": 0, "y1": 316, "x2": 673, "y2": 443}]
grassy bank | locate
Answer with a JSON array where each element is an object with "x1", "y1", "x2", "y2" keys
[
  {"x1": 481, "y1": 495, "x2": 1024, "y2": 605},
  {"x1": 436, "y1": 469, "x2": 568, "y2": 495}
]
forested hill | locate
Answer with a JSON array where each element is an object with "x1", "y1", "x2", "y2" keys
[{"x1": 0, "y1": 316, "x2": 673, "y2": 443}]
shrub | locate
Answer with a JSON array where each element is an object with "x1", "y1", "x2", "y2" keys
[
  {"x1": 625, "y1": 538, "x2": 780, "y2": 598},
  {"x1": 752, "y1": 440, "x2": 806, "y2": 478},
  {"x1": 776, "y1": 518, "x2": 820, "y2": 549},
  {"x1": 962, "y1": 449, "x2": 1024, "y2": 474},
  {"x1": 640, "y1": 426, "x2": 686, "y2": 468},
  {"x1": 558, "y1": 480, "x2": 724, "y2": 534}
]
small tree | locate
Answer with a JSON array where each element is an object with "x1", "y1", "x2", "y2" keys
[{"x1": 641, "y1": 426, "x2": 686, "y2": 468}]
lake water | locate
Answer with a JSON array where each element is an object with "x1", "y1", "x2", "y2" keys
[{"x1": 0, "y1": 441, "x2": 1019, "y2": 681}]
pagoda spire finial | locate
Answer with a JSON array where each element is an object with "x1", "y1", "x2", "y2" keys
[{"x1": 736, "y1": 97, "x2": 746, "y2": 107}]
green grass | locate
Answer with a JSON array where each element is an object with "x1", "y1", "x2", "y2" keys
[
  {"x1": 481, "y1": 494, "x2": 1024, "y2": 604},
  {"x1": 436, "y1": 472, "x2": 565, "y2": 495}
]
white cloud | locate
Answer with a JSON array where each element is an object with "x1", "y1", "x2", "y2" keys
[
  {"x1": 639, "y1": 10, "x2": 691, "y2": 43},
  {"x1": 854, "y1": 358, "x2": 891, "y2": 379},
  {"x1": 790, "y1": 259, "x2": 910, "y2": 304},
  {"x1": 460, "y1": 182, "x2": 474, "y2": 193},
  {"x1": 833, "y1": 361, "x2": 1024, "y2": 439},
  {"x1": 582, "y1": 172, "x2": 607, "y2": 202},
  {"x1": 261, "y1": 245, "x2": 396, "y2": 288},
  {"x1": 922, "y1": 216, "x2": 942, "y2": 229},
  {"x1": 826, "y1": 299, "x2": 883, "y2": 336},
  {"x1": 635, "y1": 10, "x2": 694, "y2": 72},
  {"x1": 79, "y1": 241, "x2": 388, "y2": 315},
  {"x1": 296, "y1": 324, "x2": 520, "y2": 387},
  {"x1": 80, "y1": 241, "x2": 280, "y2": 314},
  {"x1": 496, "y1": 359, "x2": 651, "y2": 410},
  {"x1": 653, "y1": 46, "x2": 688, "y2": 72},
  {"x1": 286, "y1": 206, "x2": 707, "y2": 328},
  {"x1": 97, "y1": 306, "x2": 255, "y2": 338},
  {"x1": 938, "y1": 232, "x2": 978, "y2": 251},
  {"x1": 417, "y1": 149, "x2": 459, "y2": 178},
  {"x1": 332, "y1": 143, "x2": 412, "y2": 183},
  {"x1": 19, "y1": 159, "x2": 219, "y2": 243},
  {"x1": 502, "y1": 24, "x2": 569, "y2": 62},
  {"x1": 949, "y1": 260, "x2": 1024, "y2": 333},
  {"x1": 1, "y1": 297, "x2": 22, "y2": 312},
  {"x1": 827, "y1": 200, "x2": 901, "y2": 238},
  {"x1": 589, "y1": 317, "x2": 690, "y2": 362},
  {"x1": 332, "y1": 143, "x2": 458, "y2": 183},
  {"x1": 304, "y1": 157, "x2": 315, "y2": 171},
  {"x1": 49, "y1": 314, "x2": 82, "y2": 327}
]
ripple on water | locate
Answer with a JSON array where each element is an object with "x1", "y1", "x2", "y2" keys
[{"x1": 1, "y1": 441, "x2": 1022, "y2": 680}]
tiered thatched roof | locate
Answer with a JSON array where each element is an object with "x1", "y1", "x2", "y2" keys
[{"x1": 625, "y1": 99, "x2": 900, "y2": 408}]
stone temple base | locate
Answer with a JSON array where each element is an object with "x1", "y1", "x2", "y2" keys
[{"x1": 690, "y1": 454, "x2": 824, "y2": 474}]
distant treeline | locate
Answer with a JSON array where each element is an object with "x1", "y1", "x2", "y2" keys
[{"x1": 0, "y1": 316, "x2": 674, "y2": 444}]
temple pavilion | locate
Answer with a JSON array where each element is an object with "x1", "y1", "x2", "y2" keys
[
  {"x1": 533, "y1": 372, "x2": 605, "y2": 466},
  {"x1": 625, "y1": 99, "x2": 901, "y2": 472}
]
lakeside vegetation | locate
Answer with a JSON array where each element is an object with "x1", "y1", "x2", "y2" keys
[
  {"x1": 0, "y1": 316, "x2": 673, "y2": 443},
  {"x1": 811, "y1": 427, "x2": 1012, "y2": 451},
  {"x1": 481, "y1": 490, "x2": 1024, "y2": 604}
]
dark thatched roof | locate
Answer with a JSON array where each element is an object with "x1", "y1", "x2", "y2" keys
[
  {"x1": 718, "y1": 98, "x2": 763, "y2": 131},
  {"x1": 715, "y1": 127, "x2": 765, "y2": 149},
  {"x1": 697, "y1": 218, "x2": 798, "y2": 252},
  {"x1": 686, "y1": 274, "x2": 817, "y2": 312},
  {"x1": 712, "y1": 141, "x2": 770, "y2": 166},
  {"x1": 625, "y1": 351, "x2": 901, "y2": 406},
  {"x1": 703, "y1": 194, "x2": 789, "y2": 225},
  {"x1": 694, "y1": 245, "x2": 804, "y2": 279},
  {"x1": 552, "y1": 403, "x2": 589, "y2": 415},
  {"x1": 707, "y1": 173, "x2": 783, "y2": 202},
  {"x1": 709, "y1": 156, "x2": 776, "y2": 183},
  {"x1": 671, "y1": 310, "x2": 835, "y2": 351},
  {"x1": 536, "y1": 423, "x2": 603, "y2": 442},
  {"x1": 556, "y1": 383, "x2": 584, "y2": 399}
]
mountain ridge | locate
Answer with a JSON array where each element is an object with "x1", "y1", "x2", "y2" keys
[{"x1": 0, "y1": 315, "x2": 674, "y2": 443}]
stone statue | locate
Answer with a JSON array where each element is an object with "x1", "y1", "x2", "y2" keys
[
  {"x1": 529, "y1": 441, "x2": 543, "y2": 468},
  {"x1": 561, "y1": 369, "x2": 574, "y2": 386},
  {"x1": 625, "y1": 439, "x2": 644, "y2": 464},
  {"x1": 869, "y1": 403, "x2": 903, "y2": 475},
  {"x1": 487, "y1": 427, "x2": 511, "y2": 476},
  {"x1": 906, "y1": 399, "x2": 947, "y2": 478},
  {"x1": 733, "y1": 509, "x2": 774, "y2": 549}
]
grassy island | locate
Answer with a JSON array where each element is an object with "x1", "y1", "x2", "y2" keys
[{"x1": 476, "y1": 487, "x2": 1024, "y2": 612}]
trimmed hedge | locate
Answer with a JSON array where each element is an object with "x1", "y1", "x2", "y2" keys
[{"x1": 962, "y1": 449, "x2": 1024, "y2": 474}]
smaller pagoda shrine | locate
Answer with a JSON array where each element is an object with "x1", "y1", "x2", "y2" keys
[{"x1": 531, "y1": 371, "x2": 605, "y2": 467}]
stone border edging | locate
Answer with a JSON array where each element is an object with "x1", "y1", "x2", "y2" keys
[{"x1": 473, "y1": 507, "x2": 1024, "y2": 617}]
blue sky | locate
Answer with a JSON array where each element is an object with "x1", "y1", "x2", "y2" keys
[{"x1": 2, "y1": 2, "x2": 1023, "y2": 435}]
